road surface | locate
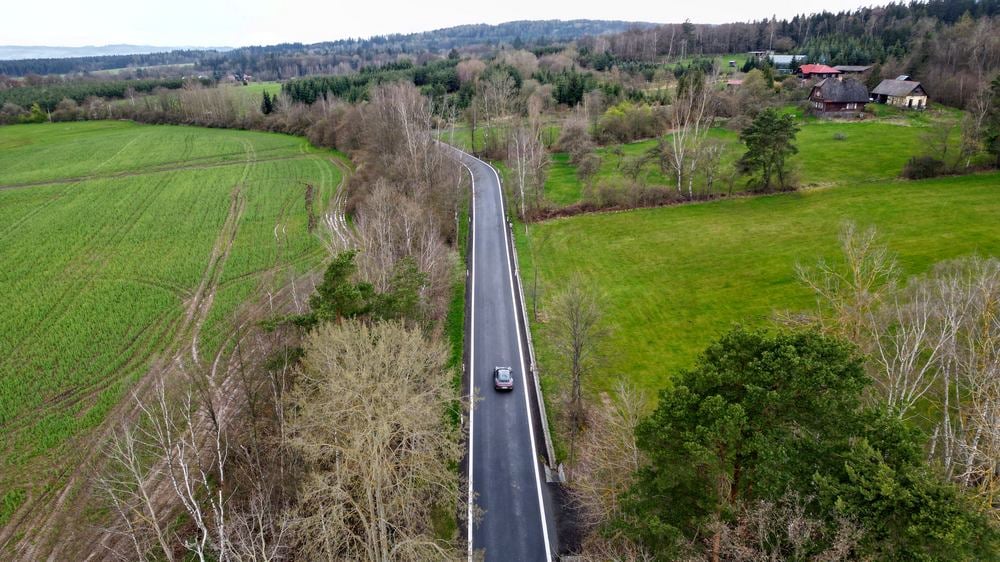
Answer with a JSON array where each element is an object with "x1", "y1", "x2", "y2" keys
[{"x1": 452, "y1": 147, "x2": 559, "y2": 561}]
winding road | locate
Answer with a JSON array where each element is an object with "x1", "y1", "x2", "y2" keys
[{"x1": 450, "y1": 147, "x2": 559, "y2": 561}]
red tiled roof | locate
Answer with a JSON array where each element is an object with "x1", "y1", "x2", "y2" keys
[{"x1": 799, "y1": 64, "x2": 840, "y2": 75}]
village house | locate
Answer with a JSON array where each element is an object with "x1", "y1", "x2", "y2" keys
[
  {"x1": 871, "y1": 79, "x2": 929, "y2": 108},
  {"x1": 808, "y1": 77, "x2": 869, "y2": 116},
  {"x1": 798, "y1": 64, "x2": 841, "y2": 79}
]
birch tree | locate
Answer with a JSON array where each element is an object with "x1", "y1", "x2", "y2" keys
[
  {"x1": 98, "y1": 381, "x2": 230, "y2": 562},
  {"x1": 666, "y1": 69, "x2": 715, "y2": 198},
  {"x1": 507, "y1": 125, "x2": 548, "y2": 220}
]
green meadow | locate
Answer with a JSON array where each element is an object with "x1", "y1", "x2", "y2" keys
[
  {"x1": 545, "y1": 113, "x2": 962, "y2": 205},
  {"x1": 517, "y1": 173, "x2": 1000, "y2": 400}
]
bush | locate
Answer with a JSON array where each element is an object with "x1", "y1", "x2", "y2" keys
[
  {"x1": 902, "y1": 155, "x2": 946, "y2": 179},
  {"x1": 595, "y1": 101, "x2": 665, "y2": 144}
]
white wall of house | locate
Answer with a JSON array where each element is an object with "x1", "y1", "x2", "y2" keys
[{"x1": 888, "y1": 94, "x2": 927, "y2": 108}]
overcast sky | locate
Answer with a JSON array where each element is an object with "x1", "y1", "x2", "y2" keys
[{"x1": 4, "y1": 0, "x2": 880, "y2": 48}]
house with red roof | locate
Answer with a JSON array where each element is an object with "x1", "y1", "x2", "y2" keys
[{"x1": 797, "y1": 64, "x2": 840, "y2": 79}]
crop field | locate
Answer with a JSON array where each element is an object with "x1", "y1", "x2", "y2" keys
[
  {"x1": 516, "y1": 173, "x2": 1000, "y2": 401},
  {"x1": 545, "y1": 112, "x2": 962, "y2": 205},
  {"x1": 0, "y1": 121, "x2": 344, "y2": 526}
]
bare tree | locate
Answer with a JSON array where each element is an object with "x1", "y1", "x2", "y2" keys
[
  {"x1": 550, "y1": 275, "x2": 608, "y2": 469},
  {"x1": 507, "y1": 125, "x2": 548, "y2": 221},
  {"x1": 98, "y1": 381, "x2": 230, "y2": 562},
  {"x1": 796, "y1": 222, "x2": 898, "y2": 343},
  {"x1": 961, "y1": 80, "x2": 994, "y2": 170},
  {"x1": 666, "y1": 69, "x2": 715, "y2": 198},
  {"x1": 285, "y1": 320, "x2": 462, "y2": 561},
  {"x1": 477, "y1": 70, "x2": 516, "y2": 156},
  {"x1": 922, "y1": 257, "x2": 1000, "y2": 517},
  {"x1": 355, "y1": 180, "x2": 456, "y2": 322},
  {"x1": 569, "y1": 380, "x2": 647, "y2": 531},
  {"x1": 705, "y1": 492, "x2": 862, "y2": 562},
  {"x1": 797, "y1": 226, "x2": 1000, "y2": 518}
]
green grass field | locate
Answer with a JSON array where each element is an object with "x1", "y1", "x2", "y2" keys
[
  {"x1": 0, "y1": 121, "x2": 343, "y2": 521},
  {"x1": 517, "y1": 173, "x2": 1000, "y2": 402},
  {"x1": 544, "y1": 111, "x2": 962, "y2": 205},
  {"x1": 225, "y1": 80, "x2": 284, "y2": 102}
]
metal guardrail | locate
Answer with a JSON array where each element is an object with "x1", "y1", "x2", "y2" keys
[{"x1": 508, "y1": 221, "x2": 558, "y2": 471}]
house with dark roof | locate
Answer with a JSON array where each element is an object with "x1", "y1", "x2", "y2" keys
[
  {"x1": 809, "y1": 78, "x2": 869, "y2": 117},
  {"x1": 833, "y1": 65, "x2": 872, "y2": 75},
  {"x1": 872, "y1": 79, "x2": 928, "y2": 108},
  {"x1": 798, "y1": 64, "x2": 840, "y2": 79}
]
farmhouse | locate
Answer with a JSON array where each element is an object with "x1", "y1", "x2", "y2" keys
[
  {"x1": 798, "y1": 64, "x2": 840, "y2": 79},
  {"x1": 872, "y1": 79, "x2": 928, "y2": 108},
  {"x1": 809, "y1": 78, "x2": 869, "y2": 116}
]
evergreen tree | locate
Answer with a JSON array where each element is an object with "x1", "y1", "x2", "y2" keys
[
  {"x1": 260, "y1": 90, "x2": 274, "y2": 114},
  {"x1": 738, "y1": 108, "x2": 800, "y2": 191},
  {"x1": 984, "y1": 74, "x2": 1000, "y2": 168},
  {"x1": 617, "y1": 327, "x2": 997, "y2": 560}
]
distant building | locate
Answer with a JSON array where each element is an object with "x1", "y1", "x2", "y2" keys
[
  {"x1": 833, "y1": 65, "x2": 872, "y2": 75},
  {"x1": 809, "y1": 78, "x2": 869, "y2": 116},
  {"x1": 769, "y1": 54, "x2": 806, "y2": 74},
  {"x1": 749, "y1": 50, "x2": 773, "y2": 61},
  {"x1": 871, "y1": 79, "x2": 928, "y2": 108},
  {"x1": 798, "y1": 64, "x2": 841, "y2": 79}
]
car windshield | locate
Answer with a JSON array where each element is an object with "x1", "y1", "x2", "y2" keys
[{"x1": 498, "y1": 370, "x2": 511, "y2": 381}]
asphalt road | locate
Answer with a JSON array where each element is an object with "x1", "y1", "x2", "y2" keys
[{"x1": 453, "y1": 148, "x2": 558, "y2": 561}]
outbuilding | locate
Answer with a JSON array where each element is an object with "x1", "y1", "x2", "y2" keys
[
  {"x1": 833, "y1": 65, "x2": 872, "y2": 76},
  {"x1": 871, "y1": 79, "x2": 929, "y2": 108}
]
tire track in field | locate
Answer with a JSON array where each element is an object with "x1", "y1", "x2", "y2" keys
[
  {"x1": 4, "y1": 140, "x2": 257, "y2": 561},
  {"x1": 0, "y1": 189, "x2": 69, "y2": 243},
  {"x1": 0, "y1": 170, "x2": 175, "y2": 378},
  {"x1": 0, "y1": 152, "x2": 311, "y2": 191},
  {"x1": 322, "y1": 156, "x2": 355, "y2": 251},
  {"x1": 184, "y1": 139, "x2": 254, "y2": 366},
  {"x1": 6, "y1": 141, "x2": 356, "y2": 562}
]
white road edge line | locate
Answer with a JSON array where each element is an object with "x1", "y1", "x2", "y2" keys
[
  {"x1": 462, "y1": 161, "x2": 476, "y2": 562},
  {"x1": 466, "y1": 150, "x2": 554, "y2": 562}
]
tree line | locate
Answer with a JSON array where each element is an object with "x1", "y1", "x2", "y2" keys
[{"x1": 0, "y1": 77, "x2": 189, "y2": 114}]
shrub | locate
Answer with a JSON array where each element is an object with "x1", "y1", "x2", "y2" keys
[{"x1": 901, "y1": 155, "x2": 946, "y2": 179}]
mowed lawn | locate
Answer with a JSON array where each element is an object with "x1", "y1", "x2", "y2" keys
[
  {"x1": 545, "y1": 114, "x2": 961, "y2": 204},
  {"x1": 517, "y1": 173, "x2": 1000, "y2": 399},
  {"x1": 0, "y1": 121, "x2": 343, "y2": 522}
]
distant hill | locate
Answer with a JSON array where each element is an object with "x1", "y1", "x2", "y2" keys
[
  {"x1": 0, "y1": 44, "x2": 230, "y2": 61},
  {"x1": 0, "y1": 20, "x2": 655, "y2": 77}
]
